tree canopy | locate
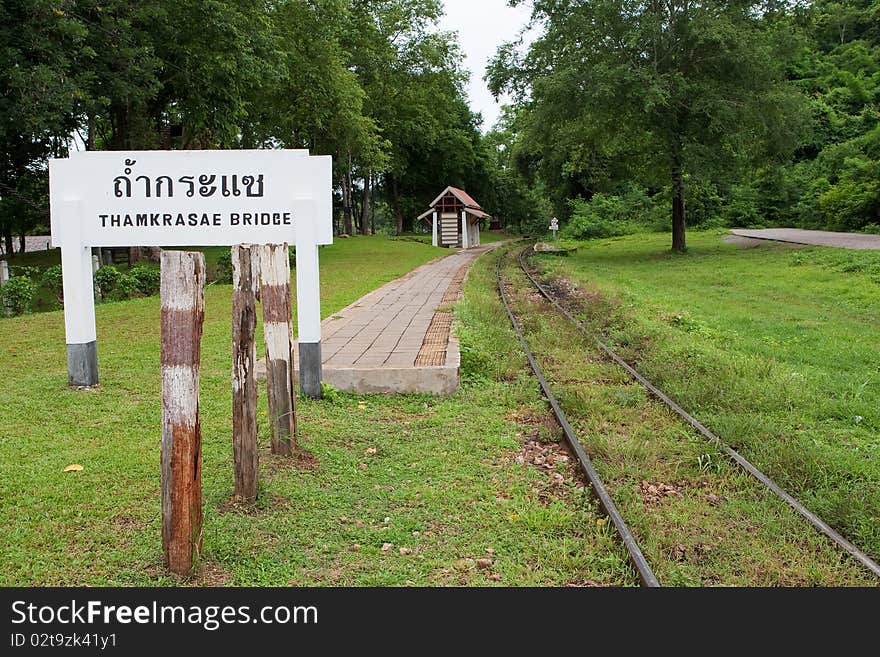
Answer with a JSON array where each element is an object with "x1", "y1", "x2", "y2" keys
[
  {"x1": 487, "y1": 0, "x2": 880, "y2": 249},
  {"x1": 0, "y1": 0, "x2": 493, "y2": 250},
  {"x1": 4, "y1": 1, "x2": 878, "y2": 252}
]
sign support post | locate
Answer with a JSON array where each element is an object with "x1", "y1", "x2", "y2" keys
[
  {"x1": 295, "y1": 202, "x2": 322, "y2": 398},
  {"x1": 59, "y1": 200, "x2": 99, "y2": 386}
]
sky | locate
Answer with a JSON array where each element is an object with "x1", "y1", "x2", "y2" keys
[{"x1": 438, "y1": 0, "x2": 534, "y2": 132}]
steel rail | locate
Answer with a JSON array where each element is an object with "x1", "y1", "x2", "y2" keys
[
  {"x1": 496, "y1": 249, "x2": 660, "y2": 587},
  {"x1": 518, "y1": 247, "x2": 880, "y2": 580}
]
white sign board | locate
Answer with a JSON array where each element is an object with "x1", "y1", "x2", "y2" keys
[
  {"x1": 51, "y1": 150, "x2": 332, "y2": 247},
  {"x1": 49, "y1": 149, "x2": 332, "y2": 391}
]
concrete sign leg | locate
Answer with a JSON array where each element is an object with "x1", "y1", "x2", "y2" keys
[
  {"x1": 295, "y1": 209, "x2": 323, "y2": 399},
  {"x1": 61, "y1": 236, "x2": 99, "y2": 387}
]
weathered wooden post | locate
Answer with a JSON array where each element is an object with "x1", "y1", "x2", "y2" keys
[
  {"x1": 232, "y1": 245, "x2": 259, "y2": 500},
  {"x1": 259, "y1": 243, "x2": 296, "y2": 456},
  {"x1": 0, "y1": 260, "x2": 8, "y2": 287},
  {"x1": 160, "y1": 250, "x2": 205, "y2": 576}
]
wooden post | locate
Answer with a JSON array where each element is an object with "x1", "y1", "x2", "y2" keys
[
  {"x1": 160, "y1": 250, "x2": 205, "y2": 576},
  {"x1": 232, "y1": 245, "x2": 259, "y2": 500},
  {"x1": 259, "y1": 243, "x2": 296, "y2": 456}
]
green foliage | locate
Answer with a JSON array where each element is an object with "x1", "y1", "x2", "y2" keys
[
  {"x1": 318, "y1": 382, "x2": 342, "y2": 404},
  {"x1": 563, "y1": 188, "x2": 659, "y2": 240},
  {"x1": 94, "y1": 266, "x2": 121, "y2": 300},
  {"x1": 489, "y1": 1, "x2": 807, "y2": 250},
  {"x1": 2, "y1": 0, "x2": 487, "y2": 247},
  {"x1": 110, "y1": 273, "x2": 140, "y2": 301},
  {"x1": 128, "y1": 265, "x2": 160, "y2": 296},
  {"x1": 40, "y1": 265, "x2": 63, "y2": 299},
  {"x1": 215, "y1": 249, "x2": 233, "y2": 285},
  {"x1": 1, "y1": 276, "x2": 34, "y2": 316}
]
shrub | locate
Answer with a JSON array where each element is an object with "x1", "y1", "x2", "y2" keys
[
  {"x1": 94, "y1": 265, "x2": 121, "y2": 300},
  {"x1": 129, "y1": 265, "x2": 161, "y2": 295},
  {"x1": 110, "y1": 273, "x2": 140, "y2": 301},
  {"x1": 563, "y1": 189, "x2": 649, "y2": 240},
  {"x1": 721, "y1": 184, "x2": 763, "y2": 227},
  {"x1": 1, "y1": 276, "x2": 35, "y2": 316},
  {"x1": 215, "y1": 248, "x2": 233, "y2": 284},
  {"x1": 41, "y1": 265, "x2": 64, "y2": 301}
]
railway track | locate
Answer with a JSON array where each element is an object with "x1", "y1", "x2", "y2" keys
[{"x1": 495, "y1": 244, "x2": 880, "y2": 585}]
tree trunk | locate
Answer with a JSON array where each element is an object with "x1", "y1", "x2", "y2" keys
[
  {"x1": 87, "y1": 115, "x2": 96, "y2": 151},
  {"x1": 390, "y1": 176, "x2": 404, "y2": 235},
  {"x1": 360, "y1": 173, "x2": 371, "y2": 236},
  {"x1": 3, "y1": 227, "x2": 13, "y2": 256},
  {"x1": 18, "y1": 233, "x2": 25, "y2": 255},
  {"x1": 110, "y1": 103, "x2": 129, "y2": 150},
  {"x1": 342, "y1": 169, "x2": 353, "y2": 236},
  {"x1": 671, "y1": 144, "x2": 687, "y2": 254}
]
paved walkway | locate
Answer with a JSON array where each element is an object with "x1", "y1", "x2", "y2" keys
[
  {"x1": 730, "y1": 228, "x2": 880, "y2": 250},
  {"x1": 258, "y1": 242, "x2": 501, "y2": 395}
]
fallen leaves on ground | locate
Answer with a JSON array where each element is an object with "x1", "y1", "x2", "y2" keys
[{"x1": 638, "y1": 480, "x2": 681, "y2": 506}]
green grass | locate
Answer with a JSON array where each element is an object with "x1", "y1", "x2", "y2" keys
[
  {"x1": 0, "y1": 236, "x2": 632, "y2": 586},
  {"x1": 531, "y1": 230, "x2": 880, "y2": 567},
  {"x1": 498, "y1": 250, "x2": 872, "y2": 585},
  {"x1": 4, "y1": 229, "x2": 874, "y2": 586}
]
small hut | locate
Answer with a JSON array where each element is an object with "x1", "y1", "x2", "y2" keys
[{"x1": 417, "y1": 186, "x2": 491, "y2": 249}]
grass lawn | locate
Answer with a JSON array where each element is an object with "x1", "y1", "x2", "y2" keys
[
  {"x1": 0, "y1": 236, "x2": 632, "y2": 586},
  {"x1": 3, "y1": 230, "x2": 875, "y2": 586},
  {"x1": 531, "y1": 230, "x2": 880, "y2": 566}
]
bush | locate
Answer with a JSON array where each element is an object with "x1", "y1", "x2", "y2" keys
[
  {"x1": 41, "y1": 265, "x2": 64, "y2": 301},
  {"x1": 563, "y1": 186, "x2": 657, "y2": 240},
  {"x1": 94, "y1": 265, "x2": 120, "y2": 300},
  {"x1": 1, "y1": 276, "x2": 34, "y2": 316},
  {"x1": 110, "y1": 273, "x2": 139, "y2": 301},
  {"x1": 215, "y1": 248, "x2": 233, "y2": 284},
  {"x1": 129, "y1": 265, "x2": 160, "y2": 295},
  {"x1": 721, "y1": 184, "x2": 763, "y2": 227}
]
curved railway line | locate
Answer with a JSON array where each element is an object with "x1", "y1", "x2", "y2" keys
[{"x1": 495, "y1": 244, "x2": 880, "y2": 585}]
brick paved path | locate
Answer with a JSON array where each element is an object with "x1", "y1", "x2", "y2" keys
[
  {"x1": 322, "y1": 244, "x2": 497, "y2": 369},
  {"x1": 256, "y1": 241, "x2": 502, "y2": 394}
]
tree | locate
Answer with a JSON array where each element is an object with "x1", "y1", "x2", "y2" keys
[
  {"x1": 343, "y1": 0, "x2": 489, "y2": 234},
  {"x1": 490, "y1": 0, "x2": 807, "y2": 252},
  {"x1": 0, "y1": 0, "x2": 84, "y2": 253}
]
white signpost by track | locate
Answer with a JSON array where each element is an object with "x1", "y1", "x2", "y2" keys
[{"x1": 49, "y1": 149, "x2": 332, "y2": 397}]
